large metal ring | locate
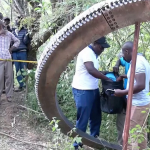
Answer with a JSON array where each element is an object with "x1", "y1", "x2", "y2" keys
[{"x1": 35, "y1": 0, "x2": 150, "y2": 149}]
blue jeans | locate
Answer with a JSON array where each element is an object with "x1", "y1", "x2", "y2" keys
[
  {"x1": 12, "y1": 51, "x2": 27, "y2": 88},
  {"x1": 72, "y1": 88, "x2": 101, "y2": 148}
]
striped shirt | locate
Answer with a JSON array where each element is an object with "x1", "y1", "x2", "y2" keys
[
  {"x1": 12, "y1": 27, "x2": 30, "y2": 52},
  {"x1": 0, "y1": 31, "x2": 20, "y2": 59}
]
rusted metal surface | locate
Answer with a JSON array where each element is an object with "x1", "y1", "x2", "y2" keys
[
  {"x1": 123, "y1": 22, "x2": 141, "y2": 150},
  {"x1": 35, "y1": 0, "x2": 150, "y2": 149}
]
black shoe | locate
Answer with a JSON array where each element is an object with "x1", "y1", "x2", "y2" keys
[
  {"x1": 79, "y1": 143, "x2": 83, "y2": 148},
  {"x1": 74, "y1": 143, "x2": 83, "y2": 150},
  {"x1": 14, "y1": 87, "x2": 23, "y2": 92},
  {"x1": 2, "y1": 89, "x2": 5, "y2": 93}
]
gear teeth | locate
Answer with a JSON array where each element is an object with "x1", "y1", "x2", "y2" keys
[
  {"x1": 85, "y1": 15, "x2": 90, "y2": 22},
  {"x1": 124, "y1": 0, "x2": 128, "y2": 4},
  {"x1": 75, "y1": 24, "x2": 80, "y2": 29},
  {"x1": 77, "y1": 21, "x2": 83, "y2": 26},
  {"x1": 89, "y1": 14, "x2": 94, "y2": 20},
  {"x1": 81, "y1": 19, "x2": 86, "y2": 24},
  {"x1": 69, "y1": 29, "x2": 73, "y2": 33},
  {"x1": 35, "y1": 0, "x2": 147, "y2": 135},
  {"x1": 71, "y1": 26, "x2": 76, "y2": 31}
]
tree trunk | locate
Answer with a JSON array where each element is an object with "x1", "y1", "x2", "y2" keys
[{"x1": 10, "y1": 0, "x2": 80, "y2": 69}]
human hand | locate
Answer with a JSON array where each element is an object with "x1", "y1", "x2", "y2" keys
[
  {"x1": 114, "y1": 89, "x2": 126, "y2": 97},
  {"x1": 116, "y1": 76, "x2": 123, "y2": 82},
  {"x1": 113, "y1": 66, "x2": 119, "y2": 73},
  {"x1": 107, "y1": 78, "x2": 113, "y2": 82},
  {"x1": 9, "y1": 46, "x2": 15, "y2": 54},
  {"x1": 9, "y1": 49, "x2": 12, "y2": 54}
]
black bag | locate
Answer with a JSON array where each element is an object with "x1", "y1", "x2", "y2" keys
[{"x1": 100, "y1": 77, "x2": 125, "y2": 114}]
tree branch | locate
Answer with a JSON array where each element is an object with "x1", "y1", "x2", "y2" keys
[
  {"x1": 13, "y1": 0, "x2": 24, "y2": 15},
  {"x1": 12, "y1": 0, "x2": 23, "y2": 15},
  {"x1": 0, "y1": 131, "x2": 47, "y2": 148}
]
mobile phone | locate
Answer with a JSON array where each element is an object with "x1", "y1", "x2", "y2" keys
[{"x1": 106, "y1": 89, "x2": 115, "y2": 96}]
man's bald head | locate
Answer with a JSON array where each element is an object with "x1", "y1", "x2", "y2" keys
[
  {"x1": 122, "y1": 41, "x2": 133, "y2": 63},
  {"x1": 122, "y1": 41, "x2": 133, "y2": 51}
]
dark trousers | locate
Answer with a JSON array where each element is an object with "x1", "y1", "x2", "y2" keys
[
  {"x1": 12, "y1": 51, "x2": 27, "y2": 88},
  {"x1": 72, "y1": 88, "x2": 101, "y2": 148}
]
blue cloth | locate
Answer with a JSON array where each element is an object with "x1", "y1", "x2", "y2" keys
[
  {"x1": 120, "y1": 57, "x2": 130, "y2": 89},
  {"x1": 12, "y1": 27, "x2": 31, "y2": 52},
  {"x1": 72, "y1": 88, "x2": 101, "y2": 148},
  {"x1": 12, "y1": 51, "x2": 27, "y2": 88},
  {"x1": 106, "y1": 73, "x2": 116, "y2": 81}
]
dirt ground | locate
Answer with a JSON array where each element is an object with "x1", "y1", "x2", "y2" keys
[
  {"x1": 0, "y1": 91, "x2": 97, "y2": 150},
  {"x1": 0, "y1": 91, "x2": 54, "y2": 150}
]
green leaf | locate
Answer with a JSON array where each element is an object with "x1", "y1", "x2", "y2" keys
[
  {"x1": 52, "y1": 126, "x2": 56, "y2": 132},
  {"x1": 141, "y1": 111, "x2": 146, "y2": 113},
  {"x1": 34, "y1": 7, "x2": 41, "y2": 11},
  {"x1": 75, "y1": 137, "x2": 82, "y2": 143},
  {"x1": 138, "y1": 139, "x2": 142, "y2": 143}
]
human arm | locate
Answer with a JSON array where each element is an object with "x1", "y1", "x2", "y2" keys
[
  {"x1": 10, "y1": 32, "x2": 20, "y2": 53},
  {"x1": 84, "y1": 62, "x2": 112, "y2": 81},
  {"x1": 113, "y1": 59, "x2": 121, "y2": 73},
  {"x1": 116, "y1": 74, "x2": 127, "y2": 81},
  {"x1": 113, "y1": 57, "x2": 127, "y2": 73},
  {"x1": 114, "y1": 73, "x2": 145, "y2": 97},
  {"x1": 100, "y1": 71, "x2": 109, "y2": 75},
  {"x1": 23, "y1": 30, "x2": 31, "y2": 45}
]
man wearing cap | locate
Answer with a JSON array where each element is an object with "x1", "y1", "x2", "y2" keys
[
  {"x1": 4, "y1": 17, "x2": 12, "y2": 32},
  {"x1": 72, "y1": 37, "x2": 111, "y2": 149},
  {"x1": 12, "y1": 16, "x2": 31, "y2": 92}
]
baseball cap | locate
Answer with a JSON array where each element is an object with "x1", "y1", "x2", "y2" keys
[{"x1": 95, "y1": 37, "x2": 110, "y2": 48}]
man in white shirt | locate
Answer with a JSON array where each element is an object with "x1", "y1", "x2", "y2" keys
[
  {"x1": 72, "y1": 37, "x2": 111, "y2": 149},
  {"x1": 115, "y1": 41, "x2": 150, "y2": 150}
]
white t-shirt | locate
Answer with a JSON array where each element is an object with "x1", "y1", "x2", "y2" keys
[
  {"x1": 72, "y1": 46, "x2": 99, "y2": 90},
  {"x1": 126, "y1": 55, "x2": 150, "y2": 106}
]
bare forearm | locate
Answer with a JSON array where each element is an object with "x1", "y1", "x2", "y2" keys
[
  {"x1": 9, "y1": 46, "x2": 16, "y2": 53},
  {"x1": 120, "y1": 84, "x2": 145, "y2": 96},
  {"x1": 120, "y1": 74, "x2": 127, "y2": 79},
  {"x1": 10, "y1": 46, "x2": 16, "y2": 51},
  {"x1": 115, "y1": 59, "x2": 121, "y2": 67},
  {"x1": 88, "y1": 68, "x2": 110, "y2": 80}
]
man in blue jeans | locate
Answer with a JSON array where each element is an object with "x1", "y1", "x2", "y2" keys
[
  {"x1": 12, "y1": 16, "x2": 31, "y2": 92},
  {"x1": 72, "y1": 37, "x2": 111, "y2": 149}
]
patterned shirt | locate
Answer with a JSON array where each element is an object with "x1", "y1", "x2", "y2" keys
[{"x1": 0, "y1": 31, "x2": 20, "y2": 59}]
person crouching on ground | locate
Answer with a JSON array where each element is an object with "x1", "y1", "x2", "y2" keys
[
  {"x1": 72, "y1": 37, "x2": 112, "y2": 150},
  {"x1": 0, "y1": 20, "x2": 20, "y2": 103}
]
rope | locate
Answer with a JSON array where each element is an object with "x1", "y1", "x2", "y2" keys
[{"x1": 0, "y1": 59, "x2": 37, "y2": 64}]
